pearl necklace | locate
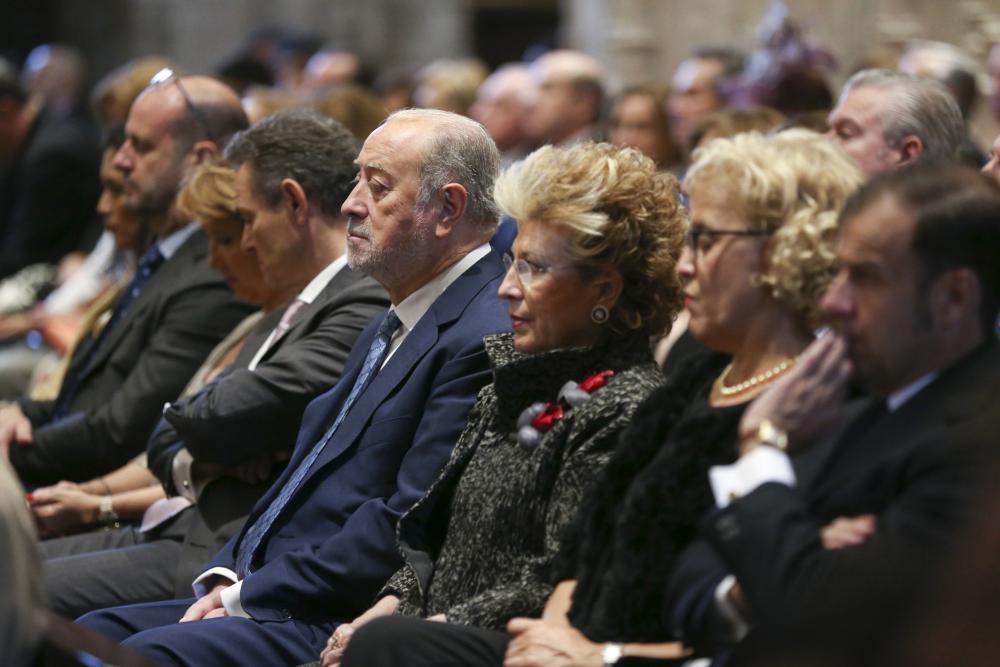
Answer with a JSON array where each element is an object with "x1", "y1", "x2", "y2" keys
[{"x1": 716, "y1": 357, "x2": 797, "y2": 397}]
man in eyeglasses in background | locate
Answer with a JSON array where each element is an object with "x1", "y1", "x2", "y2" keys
[{"x1": 0, "y1": 73, "x2": 254, "y2": 487}]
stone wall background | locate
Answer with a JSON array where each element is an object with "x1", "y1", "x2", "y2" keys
[{"x1": 5, "y1": 0, "x2": 999, "y2": 139}]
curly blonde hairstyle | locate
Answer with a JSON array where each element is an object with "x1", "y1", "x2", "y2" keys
[
  {"x1": 175, "y1": 161, "x2": 239, "y2": 229},
  {"x1": 684, "y1": 129, "x2": 864, "y2": 329},
  {"x1": 494, "y1": 142, "x2": 687, "y2": 336}
]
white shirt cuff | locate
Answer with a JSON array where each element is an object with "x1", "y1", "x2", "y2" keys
[
  {"x1": 713, "y1": 575, "x2": 749, "y2": 642},
  {"x1": 192, "y1": 566, "x2": 238, "y2": 598},
  {"x1": 220, "y1": 579, "x2": 250, "y2": 618},
  {"x1": 709, "y1": 445, "x2": 796, "y2": 508},
  {"x1": 171, "y1": 447, "x2": 197, "y2": 502}
]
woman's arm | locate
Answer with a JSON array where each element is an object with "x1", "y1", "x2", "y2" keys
[
  {"x1": 30, "y1": 462, "x2": 164, "y2": 534},
  {"x1": 78, "y1": 461, "x2": 159, "y2": 495}
]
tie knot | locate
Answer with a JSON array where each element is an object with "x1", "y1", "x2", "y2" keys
[
  {"x1": 138, "y1": 245, "x2": 165, "y2": 271},
  {"x1": 278, "y1": 298, "x2": 307, "y2": 329}
]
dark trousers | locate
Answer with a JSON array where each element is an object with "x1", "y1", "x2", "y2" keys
[
  {"x1": 342, "y1": 615, "x2": 509, "y2": 667},
  {"x1": 78, "y1": 598, "x2": 333, "y2": 667},
  {"x1": 42, "y1": 514, "x2": 189, "y2": 618}
]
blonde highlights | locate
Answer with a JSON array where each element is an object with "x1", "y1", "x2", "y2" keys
[
  {"x1": 175, "y1": 161, "x2": 239, "y2": 229},
  {"x1": 495, "y1": 142, "x2": 687, "y2": 336},
  {"x1": 684, "y1": 129, "x2": 864, "y2": 329}
]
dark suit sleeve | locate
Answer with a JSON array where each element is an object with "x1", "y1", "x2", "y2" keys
[
  {"x1": 17, "y1": 398, "x2": 56, "y2": 426},
  {"x1": 665, "y1": 540, "x2": 739, "y2": 652},
  {"x1": 9, "y1": 283, "x2": 250, "y2": 485},
  {"x1": 164, "y1": 281, "x2": 387, "y2": 468},
  {"x1": 145, "y1": 414, "x2": 186, "y2": 493},
  {"x1": 237, "y1": 338, "x2": 493, "y2": 621},
  {"x1": 702, "y1": 430, "x2": 984, "y2": 631}
]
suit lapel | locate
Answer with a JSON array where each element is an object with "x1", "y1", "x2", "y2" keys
[
  {"x1": 74, "y1": 232, "x2": 208, "y2": 384},
  {"x1": 804, "y1": 342, "x2": 999, "y2": 508},
  {"x1": 254, "y1": 266, "x2": 362, "y2": 366},
  {"x1": 299, "y1": 250, "x2": 503, "y2": 482},
  {"x1": 307, "y1": 305, "x2": 439, "y2": 474}
]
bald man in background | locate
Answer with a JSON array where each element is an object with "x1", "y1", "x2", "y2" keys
[
  {"x1": 525, "y1": 49, "x2": 605, "y2": 147},
  {"x1": 0, "y1": 74, "x2": 254, "y2": 487}
]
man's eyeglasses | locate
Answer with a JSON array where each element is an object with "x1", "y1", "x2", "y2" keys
[
  {"x1": 149, "y1": 68, "x2": 212, "y2": 140},
  {"x1": 502, "y1": 254, "x2": 574, "y2": 288},
  {"x1": 686, "y1": 227, "x2": 771, "y2": 256}
]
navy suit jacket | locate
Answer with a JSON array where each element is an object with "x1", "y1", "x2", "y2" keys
[{"x1": 205, "y1": 250, "x2": 511, "y2": 623}]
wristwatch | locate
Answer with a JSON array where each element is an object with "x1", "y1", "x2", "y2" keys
[
  {"x1": 757, "y1": 419, "x2": 788, "y2": 451},
  {"x1": 602, "y1": 642, "x2": 624, "y2": 666},
  {"x1": 98, "y1": 495, "x2": 120, "y2": 527}
]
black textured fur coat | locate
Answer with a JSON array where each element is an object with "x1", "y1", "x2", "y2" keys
[{"x1": 555, "y1": 352, "x2": 746, "y2": 643}]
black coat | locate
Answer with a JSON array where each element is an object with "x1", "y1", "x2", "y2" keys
[
  {"x1": 0, "y1": 106, "x2": 100, "y2": 278},
  {"x1": 668, "y1": 342, "x2": 1000, "y2": 664},
  {"x1": 554, "y1": 351, "x2": 742, "y2": 644},
  {"x1": 147, "y1": 267, "x2": 389, "y2": 592},
  {"x1": 12, "y1": 230, "x2": 255, "y2": 485}
]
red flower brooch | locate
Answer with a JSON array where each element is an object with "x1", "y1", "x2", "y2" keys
[{"x1": 516, "y1": 370, "x2": 615, "y2": 449}]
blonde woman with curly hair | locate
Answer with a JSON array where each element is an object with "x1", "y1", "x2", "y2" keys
[{"x1": 311, "y1": 142, "x2": 687, "y2": 667}]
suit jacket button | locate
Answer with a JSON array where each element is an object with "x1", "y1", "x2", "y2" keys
[{"x1": 716, "y1": 514, "x2": 741, "y2": 541}]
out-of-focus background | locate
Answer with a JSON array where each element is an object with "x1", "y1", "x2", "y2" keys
[{"x1": 2, "y1": 0, "x2": 1000, "y2": 142}]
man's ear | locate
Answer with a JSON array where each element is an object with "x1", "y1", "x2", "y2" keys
[
  {"x1": 280, "y1": 178, "x2": 310, "y2": 226},
  {"x1": 435, "y1": 183, "x2": 469, "y2": 237},
  {"x1": 897, "y1": 135, "x2": 924, "y2": 167},
  {"x1": 191, "y1": 140, "x2": 218, "y2": 165},
  {"x1": 931, "y1": 267, "x2": 981, "y2": 329}
]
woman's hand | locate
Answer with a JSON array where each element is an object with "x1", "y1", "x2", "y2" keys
[
  {"x1": 30, "y1": 482, "x2": 100, "y2": 534},
  {"x1": 319, "y1": 595, "x2": 401, "y2": 667},
  {"x1": 504, "y1": 618, "x2": 603, "y2": 667}
]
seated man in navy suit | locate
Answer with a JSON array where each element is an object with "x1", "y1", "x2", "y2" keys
[{"x1": 79, "y1": 108, "x2": 512, "y2": 666}]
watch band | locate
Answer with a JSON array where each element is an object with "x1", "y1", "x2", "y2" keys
[
  {"x1": 98, "y1": 495, "x2": 119, "y2": 527},
  {"x1": 757, "y1": 418, "x2": 788, "y2": 451},
  {"x1": 602, "y1": 642, "x2": 624, "y2": 666}
]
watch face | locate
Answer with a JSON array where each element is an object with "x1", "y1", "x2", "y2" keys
[
  {"x1": 759, "y1": 419, "x2": 788, "y2": 450},
  {"x1": 602, "y1": 642, "x2": 624, "y2": 665}
]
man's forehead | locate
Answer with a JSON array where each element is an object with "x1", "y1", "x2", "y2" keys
[
  {"x1": 841, "y1": 193, "x2": 915, "y2": 258},
  {"x1": 358, "y1": 121, "x2": 427, "y2": 171},
  {"x1": 127, "y1": 88, "x2": 179, "y2": 137},
  {"x1": 836, "y1": 86, "x2": 889, "y2": 119}
]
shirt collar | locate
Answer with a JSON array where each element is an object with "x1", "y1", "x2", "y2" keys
[
  {"x1": 156, "y1": 223, "x2": 200, "y2": 260},
  {"x1": 887, "y1": 371, "x2": 938, "y2": 412},
  {"x1": 391, "y1": 243, "x2": 492, "y2": 334},
  {"x1": 297, "y1": 255, "x2": 348, "y2": 305}
]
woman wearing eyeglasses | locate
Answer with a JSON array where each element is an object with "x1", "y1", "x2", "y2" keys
[
  {"x1": 500, "y1": 129, "x2": 862, "y2": 667},
  {"x1": 307, "y1": 142, "x2": 686, "y2": 667},
  {"x1": 334, "y1": 130, "x2": 861, "y2": 667}
]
